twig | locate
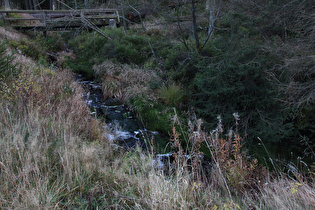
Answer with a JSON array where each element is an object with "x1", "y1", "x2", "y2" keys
[
  {"x1": 80, "y1": 12, "x2": 112, "y2": 40},
  {"x1": 201, "y1": 0, "x2": 222, "y2": 49}
]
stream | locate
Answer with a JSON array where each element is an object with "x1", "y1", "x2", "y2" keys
[
  {"x1": 75, "y1": 75, "x2": 211, "y2": 173},
  {"x1": 75, "y1": 74, "x2": 156, "y2": 150}
]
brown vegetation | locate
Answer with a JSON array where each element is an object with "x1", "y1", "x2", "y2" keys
[{"x1": 94, "y1": 60, "x2": 162, "y2": 103}]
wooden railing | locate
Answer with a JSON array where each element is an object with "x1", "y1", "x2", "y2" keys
[{"x1": 0, "y1": 9, "x2": 120, "y2": 31}]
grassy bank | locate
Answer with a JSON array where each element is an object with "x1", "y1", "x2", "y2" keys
[{"x1": 0, "y1": 15, "x2": 314, "y2": 209}]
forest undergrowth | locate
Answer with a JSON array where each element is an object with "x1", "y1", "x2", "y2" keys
[
  {"x1": 1, "y1": 0, "x2": 315, "y2": 208},
  {"x1": 0, "y1": 33, "x2": 314, "y2": 208}
]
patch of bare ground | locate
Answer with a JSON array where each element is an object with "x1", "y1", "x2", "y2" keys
[{"x1": 0, "y1": 26, "x2": 27, "y2": 41}]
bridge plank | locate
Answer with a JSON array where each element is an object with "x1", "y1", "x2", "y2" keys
[{"x1": 0, "y1": 9, "x2": 118, "y2": 14}]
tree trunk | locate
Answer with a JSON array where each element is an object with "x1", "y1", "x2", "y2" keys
[
  {"x1": 4, "y1": 0, "x2": 11, "y2": 10},
  {"x1": 207, "y1": 0, "x2": 215, "y2": 34},
  {"x1": 51, "y1": 0, "x2": 57, "y2": 10},
  {"x1": 84, "y1": 0, "x2": 89, "y2": 9},
  {"x1": 32, "y1": 0, "x2": 38, "y2": 10},
  {"x1": 191, "y1": 0, "x2": 200, "y2": 52},
  {"x1": 24, "y1": 0, "x2": 30, "y2": 10}
]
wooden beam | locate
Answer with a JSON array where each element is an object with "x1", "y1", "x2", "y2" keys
[
  {"x1": 0, "y1": 9, "x2": 118, "y2": 14},
  {"x1": 2, "y1": 9, "x2": 121, "y2": 32},
  {"x1": 3, "y1": 17, "x2": 42, "y2": 21}
]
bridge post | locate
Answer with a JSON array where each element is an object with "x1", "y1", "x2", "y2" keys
[
  {"x1": 42, "y1": 11, "x2": 47, "y2": 27},
  {"x1": 116, "y1": 11, "x2": 120, "y2": 23},
  {"x1": 42, "y1": 11, "x2": 47, "y2": 36},
  {"x1": 0, "y1": 11, "x2": 10, "y2": 26},
  {"x1": 0, "y1": 13, "x2": 5, "y2": 25},
  {"x1": 109, "y1": 19, "x2": 116, "y2": 29}
]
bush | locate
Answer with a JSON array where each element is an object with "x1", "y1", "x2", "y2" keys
[
  {"x1": 190, "y1": 40, "x2": 292, "y2": 144},
  {"x1": 67, "y1": 29, "x2": 155, "y2": 78},
  {"x1": 129, "y1": 95, "x2": 172, "y2": 133},
  {"x1": 158, "y1": 83, "x2": 185, "y2": 107},
  {"x1": 0, "y1": 42, "x2": 17, "y2": 78}
]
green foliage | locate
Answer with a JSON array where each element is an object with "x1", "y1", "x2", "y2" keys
[
  {"x1": 190, "y1": 39, "x2": 292, "y2": 143},
  {"x1": 0, "y1": 42, "x2": 17, "y2": 78},
  {"x1": 35, "y1": 34, "x2": 65, "y2": 52},
  {"x1": 6, "y1": 38, "x2": 45, "y2": 61},
  {"x1": 180, "y1": 0, "x2": 314, "y2": 155},
  {"x1": 5, "y1": 34, "x2": 65, "y2": 68},
  {"x1": 156, "y1": 43, "x2": 200, "y2": 84},
  {"x1": 7, "y1": 13, "x2": 22, "y2": 25},
  {"x1": 158, "y1": 83, "x2": 185, "y2": 107},
  {"x1": 37, "y1": 55, "x2": 49, "y2": 66},
  {"x1": 158, "y1": 43, "x2": 184, "y2": 70},
  {"x1": 129, "y1": 95, "x2": 172, "y2": 133},
  {"x1": 67, "y1": 29, "x2": 154, "y2": 78},
  {"x1": 129, "y1": 95, "x2": 191, "y2": 153},
  {"x1": 114, "y1": 33, "x2": 150, "y2": 64}
]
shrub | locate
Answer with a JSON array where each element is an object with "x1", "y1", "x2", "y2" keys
[
  {"x1": 94, "y1": 60, "x2": 161, "y2": 103},
  {"x1": 190, "y1": 40, "x2": 292, "y2": 144},
  {"x1": 129, "y1": 95, "x2": 172, "y2": 133},
  {"x1": 0, "y1": 42, "x2": 17, "y2": 78},
  {"x1": 67, "y1": 29, "x2": 155, "y2": 78},
  {"x1": 158, "y1": 83, "x2": 185, "y2": 107},
  {"x1": 6, "y1": 38, "x2": 46, "y2": 62}
]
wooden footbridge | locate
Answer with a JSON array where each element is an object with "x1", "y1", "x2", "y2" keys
[{"x1": 0, "y1": 9, "x2": 120, "y2": 32}]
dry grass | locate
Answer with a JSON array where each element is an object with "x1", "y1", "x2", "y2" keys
[
  {"x1": 0, "y1": 62, "x2": 111, "y2": 208},
  {"x1": 0, "y1": 26, "x2": 28, "y2": 41},
  {"x1": 0, "y1": 108, "x2": 112, "y2": 208},
  {"x1": 167, "y1": 114, "x2": 315, "y2": 209},
  {"x1": 258, "y1": 177, "x2": 315, "y2": 209},
  {"x1": 94, "y1": 60, "x2": 162, "y2": 103},
  {"x1": 0, "y1": 27, "x2": 314, "y2": 209},
  {"x1": 1, "y1": 69, "x2": 314, "y2": 208}
]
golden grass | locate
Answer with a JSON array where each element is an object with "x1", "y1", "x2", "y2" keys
[
  {"x1": 1, "y1": 68, "x2": 314, "y2": 208},
  {"x1": 0, "y1": 26, "x2": 28, "y2": 41},
  {"x1": 94, "y1": 60, "x2": 162, "y2": 103},
  {"x1": 259, "y1": 177, "x2": 315, "y2": 209}
]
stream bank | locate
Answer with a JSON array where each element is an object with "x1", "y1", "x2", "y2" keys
[{"x1": 75, "y1": 74, "x2": 211, "y2": 174}]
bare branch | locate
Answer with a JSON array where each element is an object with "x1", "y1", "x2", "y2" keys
[
  {"x1": 175, "y1": 6, "x2": 191, "y2": 52},
  {"x1": 191, "y1": 0, "x2": 200, "y2": 51},
  {"x1": 201, "y1": 0, "x2": 222, "y2": 49}
]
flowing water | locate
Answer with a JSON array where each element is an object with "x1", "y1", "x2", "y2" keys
[
  {"x1": 75, "y1": 75, "x2": 211, "y2": 173},
  {"x1": 75, "y1": 74, "x2": 156, "y2": 150}
]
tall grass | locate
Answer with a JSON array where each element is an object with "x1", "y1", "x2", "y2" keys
[
  {"x1": 158, "y1": 83, "x2": 185, "y2": 107},
  {"x1": 0, "y1": 65, "x2": 110, "y2": 208},
  {"x1": 0, "y1": 31, "x2": 314, "y2": 209},
  {"x1": 94, "y1": 60, "x2": 161, "y2": 103},
  {"x1": 1, "y1": 67, "x2": 314, "y2": 208}
]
